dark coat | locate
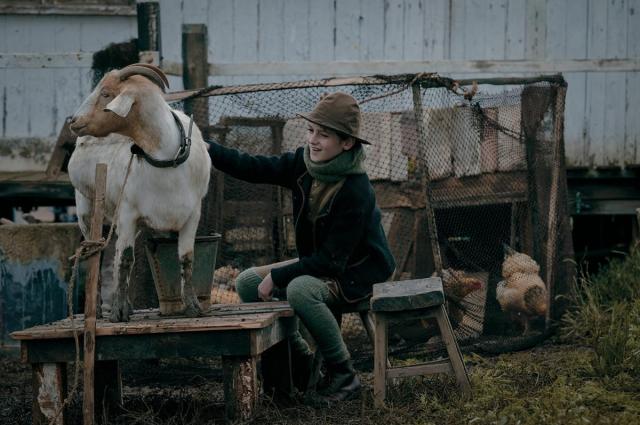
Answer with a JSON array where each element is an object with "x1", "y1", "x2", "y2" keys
[{"x1": 207, "y1": 142, "x2": 396, "y2": 302}]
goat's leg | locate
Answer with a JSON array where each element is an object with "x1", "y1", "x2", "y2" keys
[
  {"x1": 110, "y1": 217, "x2": 136, "y2": 322},
  {"x1": 178, "y1": 212, "x2": 202, "y2": 318}
]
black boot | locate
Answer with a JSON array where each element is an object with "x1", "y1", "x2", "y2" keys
[{"x1": 310, "y1": 359, "x2": 361, "y2": 405}]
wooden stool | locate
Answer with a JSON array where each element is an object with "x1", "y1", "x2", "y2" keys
[{"x1": 370, "y1": 277, "x2": 471, "y2": 407}]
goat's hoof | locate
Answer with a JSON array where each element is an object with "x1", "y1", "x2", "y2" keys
[
  {"x1": 182, "y1": 303, "x2": 203, "y2": 318},
  {"x1": 109, "y1": 310, "x2": 130, "y2": 323},
  {"x1": 109, "y1": 298, "x2": 132, "y2": 322}
]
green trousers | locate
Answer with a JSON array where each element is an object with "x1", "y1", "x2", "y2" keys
[{"x1": 235, "y1": 259, "x2": 351, "y2": 365}]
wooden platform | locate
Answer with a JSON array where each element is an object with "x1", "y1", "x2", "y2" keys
[{"x1": 12, "y1": 302, "x2": 295, "y2": 424}]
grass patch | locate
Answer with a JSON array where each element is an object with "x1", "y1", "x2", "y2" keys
[{"x1": 561, "y1": 247, "x2": 640, "y2": 376}]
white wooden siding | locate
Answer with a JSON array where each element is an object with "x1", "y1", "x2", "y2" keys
[{"x1": 1, "y1": 0, "x2": 639, "y2": 169}]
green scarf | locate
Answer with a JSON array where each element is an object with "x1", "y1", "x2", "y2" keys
[{"x1": 303, "y1": 144, "x2": 367, "y2": 182}]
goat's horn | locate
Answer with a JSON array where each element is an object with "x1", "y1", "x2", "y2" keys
[
  {"x1": 128, "y1": 63, "x2": 170, "y2": 89},
  {"x1": 119, "y1": 64, "x2": 169, "y2": 92}
]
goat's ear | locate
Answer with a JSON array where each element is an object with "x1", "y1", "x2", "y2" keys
[{"x1": 105, "y1": 91, "x2": 135, "y2": 118}]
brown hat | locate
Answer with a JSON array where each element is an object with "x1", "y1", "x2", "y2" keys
[{"x1": 297, "y1": 92, "x2": 371, "y2": 145}]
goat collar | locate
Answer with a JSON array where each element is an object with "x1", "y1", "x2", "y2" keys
[{"x1": 130, "y1": 111, "x2": 193, "y2": 168}]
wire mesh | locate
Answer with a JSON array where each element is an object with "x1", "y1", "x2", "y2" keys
[{"x1": 184, "y1": 74, "x2": 572, "y2": 349}]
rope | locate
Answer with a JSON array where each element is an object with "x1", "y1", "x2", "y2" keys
[
  {"x1": 47, "y1": 154, "x2": 135, "y2": 425},
  {"x1": 359, "y1": 72, "x2": 429, "y2": 105}
]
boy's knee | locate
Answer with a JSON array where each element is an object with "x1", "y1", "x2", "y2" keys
[
  {"x1": 235, "y1": 268, "x2": 261, "y2": 302},
  {"x1": 286, "y1": 276, "x2": 325, "y2": 308}
]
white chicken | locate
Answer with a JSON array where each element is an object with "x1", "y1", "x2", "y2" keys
[{"x1": 496, "y1": 244, "x2": 548, "y2": 335}]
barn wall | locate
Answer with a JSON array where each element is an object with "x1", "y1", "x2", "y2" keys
[
  {"x1": 157, "y1": 0, "x2": 640, "y2": 169},
  {"x1": 0, "y1": 12, "x2": 137, "y2": 171},
  {"x1": 1, "y1": 0, "x2": 638, "y2": 169}
]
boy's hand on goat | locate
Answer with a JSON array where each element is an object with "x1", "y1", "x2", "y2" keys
[{"x1": 258, "y1": 274, "x2": 275, "y2": 301}]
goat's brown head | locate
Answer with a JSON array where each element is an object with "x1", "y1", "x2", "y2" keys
[{"x1": 69, "y1": 63, "x2": 170, "y2": 138}]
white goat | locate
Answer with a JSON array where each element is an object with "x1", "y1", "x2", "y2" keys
[{"x1": 68, "y1": 64, "x2": 211, "y2": 322}]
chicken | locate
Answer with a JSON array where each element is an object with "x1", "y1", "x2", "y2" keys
[
  {"x1": 213, "y1": 265, "x2": 241, "y2": 288},
  {"x1": 391, "y1": 268, "x2": 484, "y2": 343},
  {"x1": 496, "y1": 244, "x2": 548, "y2": 335},
  {"x1": 440, "y1": 268, "x2": 484, "y2": 328}
]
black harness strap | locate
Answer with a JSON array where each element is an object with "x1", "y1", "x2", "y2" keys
[{"x1": 130, "y1": 111, "x2": 193, "y2": 168}]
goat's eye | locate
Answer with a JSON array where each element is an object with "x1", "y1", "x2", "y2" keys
[{"x1": 101, "y1": 92, "x2": 111, "y2": 98}]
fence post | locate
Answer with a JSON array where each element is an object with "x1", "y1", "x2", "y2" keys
[
  {"x1": 411, "y1": 83, "x2": 443, "y2": 276},
  {"x1": 182, "y1": 24, "x2": 214, "y2": 236},
  {"x1": 182, "y1": 24, "x2": 209, "y2": 129},
  {"x1": 83, "y1": 163, "x2": 107, "y2": 425},
  {"x1": 137, "y1": 1, "x2": 161, "y2": 65}
]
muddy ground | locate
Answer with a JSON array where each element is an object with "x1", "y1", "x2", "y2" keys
[{"x1": 2, "y1": 335, "x2": 639, "y2": 425}]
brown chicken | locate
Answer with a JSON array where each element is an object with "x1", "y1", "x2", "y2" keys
[
  {"x1": 496, "y1": 244, "x2": 548, "y2": 334},
  {"x1": 440, "y1": 268, "x2": 484, "y2": 328}
]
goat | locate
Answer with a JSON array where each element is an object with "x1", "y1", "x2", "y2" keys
[{"x1": 68, "y1": 64, "x2": 211, "y2": 322}]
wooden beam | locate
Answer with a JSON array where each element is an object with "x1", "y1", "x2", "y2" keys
[
  {"x1": 412, "y1": 84, "x2": 443, "y2": 273},
  {"x1": 83, "y1": 163, "x2": 107, "y2": 425},
  {"x1": 182, "y1": 24, "x2": 209, "y2": 130},
  {"x1": 0, "y1": 53, "x2": 93, "y2": 69},
  {"x1": 160, "y1": 58, "x2": 640, "y2": 77},
  {"x1": 3, "y1": 54, "x2": 639, "y2": 74},
  {"x1": 386, "y1": 359, "x2": 452, "y2": 379},
  {"x1": 0, "y1": 4, "x2": 135, "y2": 16}
]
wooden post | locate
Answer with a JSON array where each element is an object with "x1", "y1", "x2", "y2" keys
[
  {"x1": 137, "y1": 1, "x2": 161, "y2": 65},
  {"x1": 521, "y1": 84, "x2": 575, "y2": 325},
  {"x1": 373, "y1": 313, "x2": 388, "y2": 407},
  {"x1": 83, "y1": 163, "x2": 107, "y2": 425},
  {"x1": 271, "y1": 124, "x2": 285, "y2": 261},
  {"x1": 222, "y1": 355, "x2": 259, "y2": 423},
  {"x1": 411, "y1": 84, "x2": 443, "y2": 274},
  {"x1": 182, "y1": 24, "x2": 209, "y2": 130},
  {"x1": 32, "y1": 363, "x2": 67, "y2": 425}
]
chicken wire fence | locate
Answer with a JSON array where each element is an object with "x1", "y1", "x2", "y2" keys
[{"x1": 174, "y1": 74, "x2": 574, "y2": 354}]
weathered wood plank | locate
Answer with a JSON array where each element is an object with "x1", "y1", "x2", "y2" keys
[
  {"x1": 259, "y1": 0, "x2": 284, "y2": 64},
  {"x1": 384, "y1": 0, "x2": 404, "y2": 60},
  {"x1": 12, "y1": 306, "x2": 293, "y2": 340},
  {"x1": 449, "y1": 0, "x2": 465, "y2": 60},
  {"x1": 182, "y1": 0, "x2": 208, "y2": 24},
  {"x1": 371, "y1": 278, "x2": 444, "y2": 312},
  {"x1": 159, "y1": 0, "x2": 182, "y2": 65},
  {"x1": 603, "y1": 0, "x2": 628, "y2": 167},
  {"x1": 423, "y1": 0, "x2": 449, "y2": 60},
  {"x1": 627, "y1": 0, "x2": 640, "y2": 165},
  {"x1": 486, "y1": 0, "x2": 507, "y2": 60},
  {"x1": 465, "y1": 0, "x2": 486, "y2": 59},
  {"x1": 525, "y1": 0, "x2": 546, "y2": 60},
  {"x1": 21, "y1": 326, "x2": 283, "y2": 363},
  {"x1": 283, "y1": 0, "x2": 313, "y2": 61},
  {"x1": 505, "y1": 0, "x2": 527, "y2": 60},
  {"x1": 335, "y1": 0, "x2": 360, "y2": 61},
  {"x1": 403, "y1": 0, "x2": 423, "y2": 61},
  {"x1": 562, "y1": 0, "x2": 588, "y2": 166},
  {"x1": 360, "y1": 0, "x2": 384, "y2": 61},
  {"x1": 309, "y1": 0, "x2": 334, "y2": 61}
]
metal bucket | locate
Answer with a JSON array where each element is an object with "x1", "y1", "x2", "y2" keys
[{"x1": 145, "y1": 233, "x2": 221, "y2": 315}]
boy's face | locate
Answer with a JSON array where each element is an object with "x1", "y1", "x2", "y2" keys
[{"x1": 306, "y1": 122, "x2": 355, "y2": 162}]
